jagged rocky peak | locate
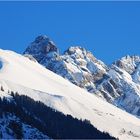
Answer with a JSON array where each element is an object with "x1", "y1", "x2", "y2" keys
[
  {"x1": 23, "y1": 35, "x2": 58, "y2": 62},
  {"x1": 22, "y1": 35, "x2": 140, "y2": 118},
  {"x1": 23, "y1": 36, "x2": 108, "y2": 94},
  {"x1": 113, "y1": 55, "x2": 140, "y2": 74},
  {"x1": 64, "y1": 46, "x2": 95, "y2": 60},
  {"x1": 64, "y1": 46, "x2": 107, "y2": 68},
  {"x1": 24, "y1": 36, "x2": 107, "y2": 87},
  {"x1": 64, "y1": 46, "x2": 86, "y2": 56}
]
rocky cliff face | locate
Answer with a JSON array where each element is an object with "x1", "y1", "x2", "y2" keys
[{"x1": 23, "y1": 35, "x2": 140, "y2": 118}]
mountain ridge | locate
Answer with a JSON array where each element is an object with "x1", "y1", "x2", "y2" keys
[
  {"x1": 1, "y1": 48, "x2": 140, "y2": 139},
  {"x1": 24, "y1": 35, "x2": 140, "y2": 118}
]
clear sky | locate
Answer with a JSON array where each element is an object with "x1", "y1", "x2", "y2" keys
[{"x1": 0, "y1": 1, "x2": 140, "y2": 64}]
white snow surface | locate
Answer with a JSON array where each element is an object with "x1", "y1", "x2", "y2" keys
[{"x1": 0, "y1": 49, "x2": 140, "y2": 140}]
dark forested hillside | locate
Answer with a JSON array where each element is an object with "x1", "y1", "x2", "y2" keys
[{"x1": 0, "y1": 92, "x2": 116, "y2": 139}]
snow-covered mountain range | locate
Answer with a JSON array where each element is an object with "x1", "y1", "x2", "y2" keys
[
  {"x1": 0, "y1": 35, "x2": 140, "y2": 139},
  {"x1": 24, "y1": 35, "x2": 140, "y2": 118}
]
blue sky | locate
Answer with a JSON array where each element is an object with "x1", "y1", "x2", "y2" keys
[{"x1": 0, "y1": 1, "x2": 140, "y2": 64}]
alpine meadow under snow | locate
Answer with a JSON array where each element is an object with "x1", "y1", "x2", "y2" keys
[{"x1": 0, "y1": 47, "x2": 140, "y2": 139}]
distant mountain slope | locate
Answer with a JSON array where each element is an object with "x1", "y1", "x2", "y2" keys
[
  {"x1": 24, "y1": 35, "x2": 140, "y2": 118},
  {"x1": 0, "y1": 48, "x2": 140, "y2": 140}
]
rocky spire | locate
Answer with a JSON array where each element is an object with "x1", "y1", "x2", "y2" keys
[
  {"x1": 23, "y1": 35, "x2": 58, "y2": 62},
  {"x1": 113, "y1": 55, "x2": 140, "y2": 74}
]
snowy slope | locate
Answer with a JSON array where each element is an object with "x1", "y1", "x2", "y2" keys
[{"x1": 0, "y1": 49, "x2": 140, "y2": 140}]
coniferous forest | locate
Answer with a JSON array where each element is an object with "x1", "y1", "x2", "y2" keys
[{"x1": 0, "y1": 91, "x2": 116, "y2": 139}]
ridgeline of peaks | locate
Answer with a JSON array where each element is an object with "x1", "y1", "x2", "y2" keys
[
  {"x1": 24, "y1": 36, "x2": 108, "y2": 92},
  {"x1": 24, "y1": 35, "x2": 140, "y2": 118}
]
